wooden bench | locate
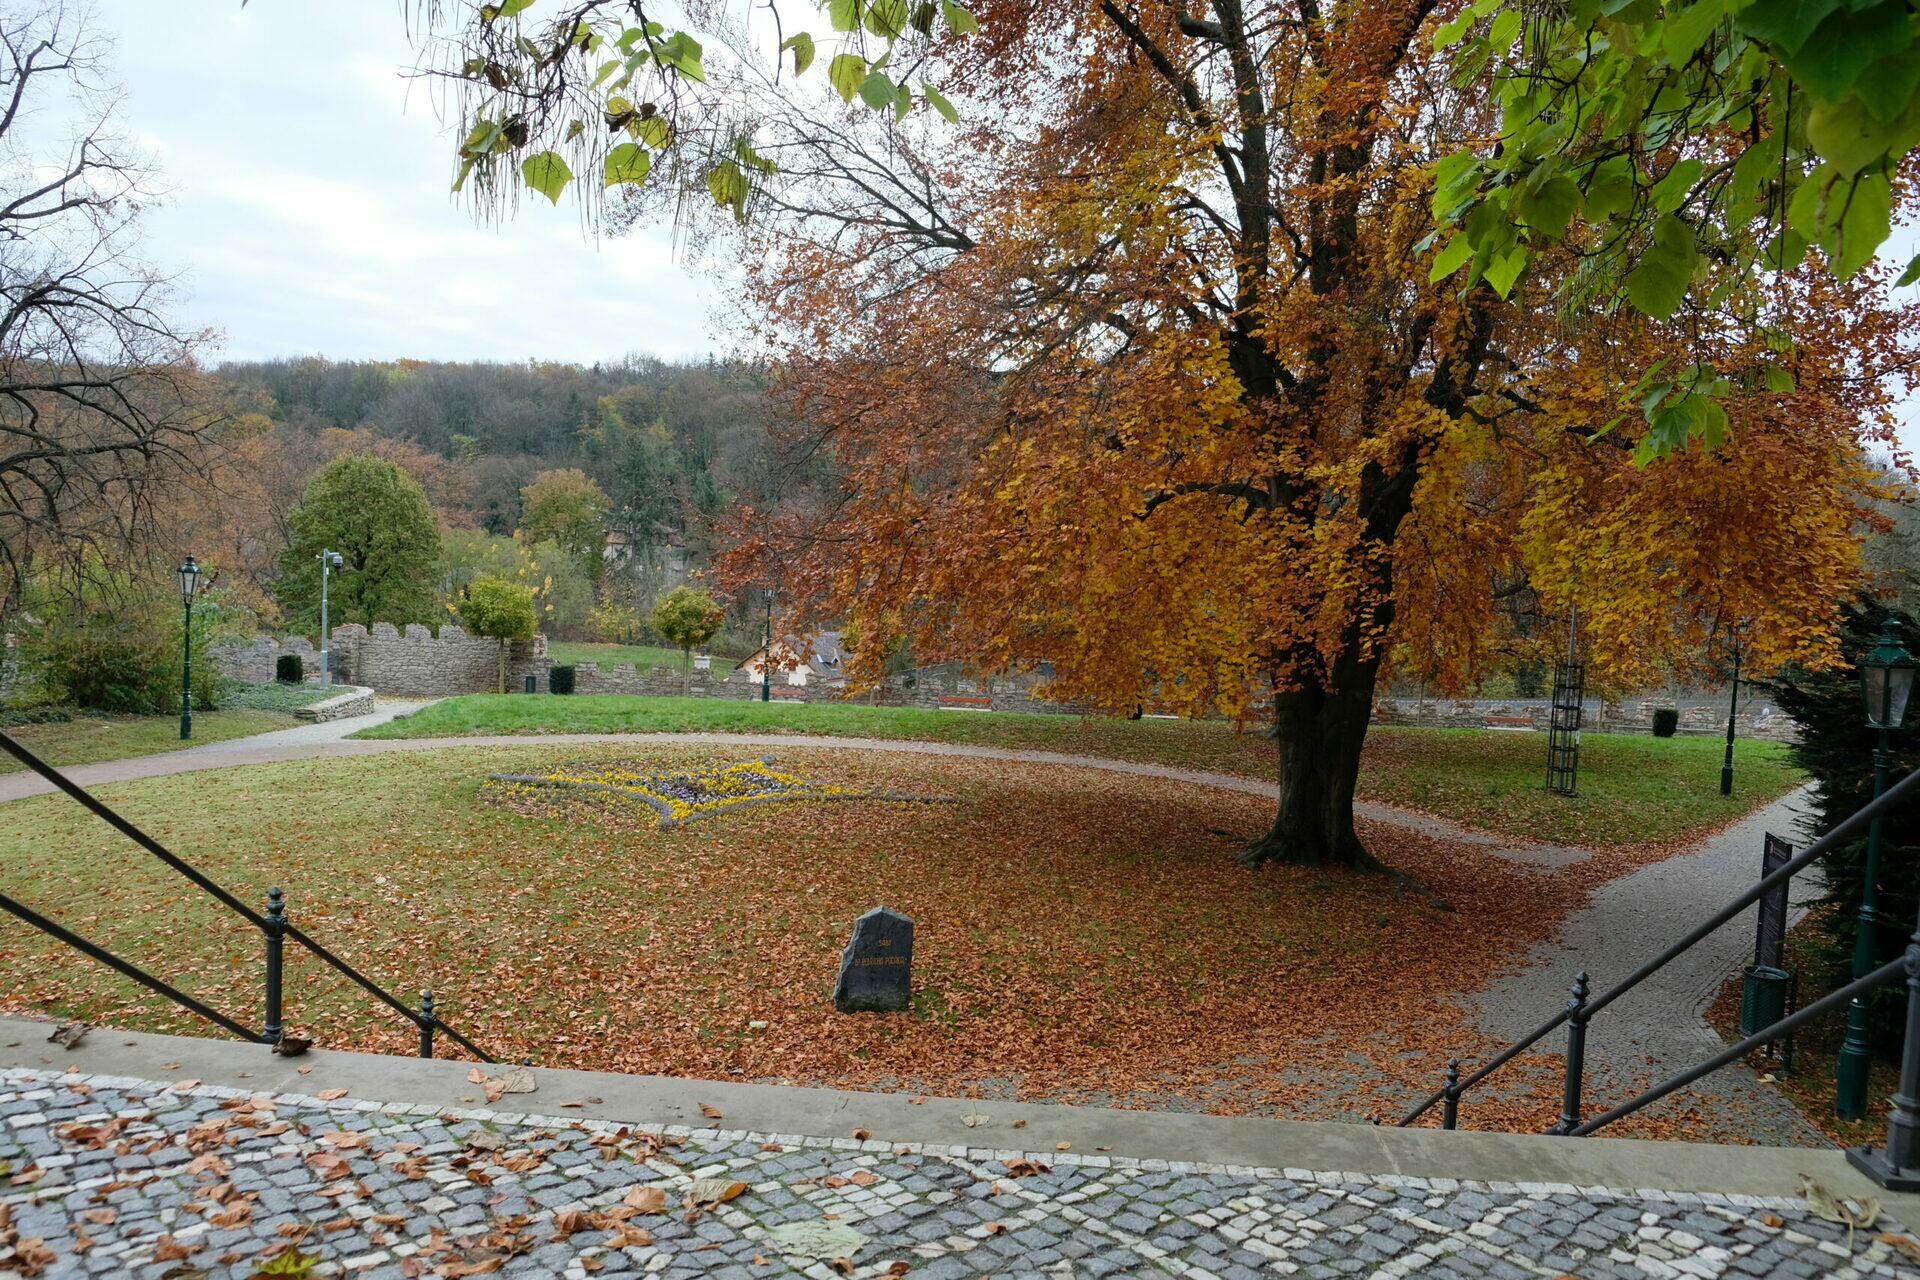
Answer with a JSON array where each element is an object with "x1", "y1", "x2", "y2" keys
[
  {"x1": 939, "y1": 695, "x2": 994, "y2": 709},
  {"x1": 1483, "y1": 714, "x2": 1536, "y2": 730}
]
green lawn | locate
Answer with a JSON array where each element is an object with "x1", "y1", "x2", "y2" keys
[
  {"x1": 352, "y1": 695, "x2": 1803, "y2": 848},
  {"x1": 0, "y1": 745, "x2": 1556, "y2": 1104},
  {"x1": 547, "y1": 641, "x2": 733, "y2": 678},
  {"x1": 0, "y1": 709, "x2": 299, "y2": 774}
]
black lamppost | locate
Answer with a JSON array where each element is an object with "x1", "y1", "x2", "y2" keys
[
  {"x1": 1720, "y1": 644, "x2": 1742, "y2": 797},
  {"x1": 760, "y1": 591, "x2": 772, "y2": 704},
  {"x1": 177, "y1": 555, "x2": 200, "y2": 740},
  {"x1": 1836, "y1": 617, "x2": 1918, "y2": 1119}
]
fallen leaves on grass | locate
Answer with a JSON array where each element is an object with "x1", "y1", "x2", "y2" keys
[{"x1": 0, "y1": 747, "x2": 1736, "y2": 1135}]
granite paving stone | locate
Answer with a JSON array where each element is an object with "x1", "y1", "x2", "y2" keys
[{"x1": 0, "y1": 1067, "x2": 1910, "y2": 1278}]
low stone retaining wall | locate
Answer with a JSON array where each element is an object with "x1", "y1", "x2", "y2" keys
[
  {"x1": 567, "y1": 659, "x2": 1087, "y2": 714},
  {"x1": 1372, "y1": 697, "x2": 1801, "y2": 742},
  {"x1": 294, "y1": 685, "x2": 374, "y2": 722}
]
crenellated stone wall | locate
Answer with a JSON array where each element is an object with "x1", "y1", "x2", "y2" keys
[
  {"x1": 564, "y1": 659, "x2": 1087, "y2": 714},
  {"x1": 213, "y1": 635, "x2": 320, "y2": 684},
  {"x1": 330, "y1": 623, "x2": 551, "y2": 696}
]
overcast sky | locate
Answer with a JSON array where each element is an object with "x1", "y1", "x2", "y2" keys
[{"x1": 90, "y1": 0, "x2": 724, "y2": 366}]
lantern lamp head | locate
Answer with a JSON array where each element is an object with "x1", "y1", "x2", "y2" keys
[
  {"x1": 177, "y1": 555, "x2": 200, "y2": 603},
  {"x1": 1862, "y1": 617, "x2": 1918, "y2": 731}
]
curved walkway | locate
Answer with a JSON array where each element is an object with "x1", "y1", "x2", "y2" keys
[
  {"x1": 0, "y1": 723, "x2": 1562, "y2": 863},
  {"x1": 0, "y1": 718, "x2": 1827, "y2": 1143}
]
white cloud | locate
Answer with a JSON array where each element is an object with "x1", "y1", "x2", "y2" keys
[{"x1": 89, "y1": 0, "x2": 721, "y2": 364}]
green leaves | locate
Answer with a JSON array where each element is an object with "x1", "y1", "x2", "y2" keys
[
  {"x1": 707, "y1": 160, "x2": 750, "y2": 221},
  {"x1": 520, "y1": 151, "x2": 574, "y2": 204},
  {"x1": 866, "y1": 0, "x2": 910, "y2": 39},
  {"x1": 651, "y1": 31, "x2": 706, "y2": 82},
  {"x1": 829, "y1": 0, "x2": 864, "y2": 32},
  {"x1": 829, "y1": 53, "x2": 869, "y2": 101},
  {"x1": 603, "y1": 143, "x2": 651, "y2": 187},
  {"x1": 1733, "y1": 0, "x2": 1841, "y2": 54},
  {"x1": 1513, "y1": 173, "x2": 1580, "y2": 238},
  {"x1": 1624, "y1": 216, "x2": 1698, "y2": 319},
  {"x1": 858, "y1": 68, "x2": 899, "y2": 110},
  {"x1": 1428, "y1": 235, "x2": 1474, "y2": 283},
  {"x1": 941, "y1": 1, "x2": 979, "y2": 34},
  {"x1": 1780, "y1": 1, "x2": 1910, "y2": 100},
  {"x1": 922, "y1": 82, "x2": 958, "y2": 123},
  {"x1": 781, "y1": 31, "x2": 816, "y2": 75}
]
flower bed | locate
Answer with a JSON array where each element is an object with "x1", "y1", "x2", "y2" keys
[{"x1": 483, "y1": 756, "x2": 956, "y2": 829}]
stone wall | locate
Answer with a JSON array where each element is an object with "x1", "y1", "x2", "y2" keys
[
  {"x1": 296, "y1": 685, "x2": 375, "y2": 722},
  {"x1": 564, "y1": 659, "x2": 1086, "y2": 714},
  {"x1": 213, "y1": 635, "x2": 321, "y2": 684},
  {"x1": 1370, "y1": 697, "x2": 1801, "y2": 742},
  {"x1": 331, "y1": 623, "x2": 551, "y2": 697}
]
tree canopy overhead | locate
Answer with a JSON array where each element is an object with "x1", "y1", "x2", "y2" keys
[
  {"x1": 1430, "y1": 0, "x2": 1920, "y2": 453},
  {"x1": 411, "y1": 0, "x2": 1917, "y2": 876}
]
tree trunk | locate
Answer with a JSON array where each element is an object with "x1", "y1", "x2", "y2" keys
[
  {"x1": 497, "y1": 639, "x2": 506, "y2": 694},
  {"x1": 683, "y1": 644, "x2": 691, "y2": 695},
  {"x1": 1239, "y1": 640, "x2": 1385, "y2": 872}
]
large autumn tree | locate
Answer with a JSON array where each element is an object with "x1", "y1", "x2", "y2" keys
[{"x1": 408, "y1": 1, "x2": 1913, "y2": 873}]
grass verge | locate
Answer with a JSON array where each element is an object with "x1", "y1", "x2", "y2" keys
[
  {"x1": 0, "y1": 709, "x2": 298, "y2": 774},
  {"x1": 352, "y1": 695, "x2": 1802, "y2": 848}
]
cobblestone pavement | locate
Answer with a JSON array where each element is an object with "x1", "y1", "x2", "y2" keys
[{"x1": 0, "y1": 1068, "x2": 1913, "y2": 1279}]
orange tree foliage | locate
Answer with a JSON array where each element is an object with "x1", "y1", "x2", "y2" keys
[{"x1": 715, "y1": 0, "x2": 1914, "y2": 871}]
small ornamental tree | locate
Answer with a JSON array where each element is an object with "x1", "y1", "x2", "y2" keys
[
  {"x1": 652, "y1": 585, "x2": 724, "y2": 693},
  {"x1": 457, "y1": 574, "x2": 538, "y2": 694}
]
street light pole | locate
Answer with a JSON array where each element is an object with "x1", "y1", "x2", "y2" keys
[
  {"x1": 316, "y1": 550, "x2": 344, "y2": 688},
  {"x1": 1720, "y1": 646, "x2": 1741, "y2": 797},
  {"x1": 760, "y1": 591, "x2": 772, "y2": 704},
  {"x1": 177, "y1": 556, "x2": 200, "y2": 740},
  {"x1": 1838, "y1": 617, "x2": 1917, "y2": 1120}
]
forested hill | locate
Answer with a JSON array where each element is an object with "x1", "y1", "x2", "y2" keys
[{"x1": 217, "y1": 355, "x2": 797, "y2": 545}]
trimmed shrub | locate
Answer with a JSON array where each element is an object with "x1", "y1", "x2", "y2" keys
[
  {"x1": 275, "y1": 653, "x2": 304, "y2": 684},
  {"x1": 1651, "y1": 708, "x2": 1679, "y2": 737},
  {"x1": 549, "y1": 664, "x2": 576, "y2": 695}
]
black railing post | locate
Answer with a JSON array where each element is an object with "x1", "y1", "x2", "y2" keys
[
  {"x1": 417, "y1": 989, "x2": 435, "y2": 1059},
  {"x1": 1849, "y1": 931, "x2": 1920, "y2": 1190},
  {"x1": 1552, "y1": 972, "x2": 1591, "y2": 1135},
  {"x1": 262, "y1": 887, "x2": 287, "y2": 1046},
  {"x1": 1441, "y1": 1058, "x2": 1461, "y2": 1130}
]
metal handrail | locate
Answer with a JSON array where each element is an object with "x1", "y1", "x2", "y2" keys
[
  {"x1": 1571, "y1": 954, "x2": 1908, "y2": 1136},
  {"x1": 0, "y1": 890, "x2": 266, "y2": 1042},
  {"x1": 1399, "y1": 763, "x2": 1920, "y2": 1127},
  {"x1": 0, "y1": 729, "x2": 494, "y2": 1062}
]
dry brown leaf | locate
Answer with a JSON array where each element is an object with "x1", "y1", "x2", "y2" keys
[
  {"x1": 698, "y1": 1102, "x2": 724, "y2": 1118},
  {"x1": 849, "y1": 1171, "x2": 878, "y2": 1186},
  {"x1": 150, "y1": 1235, "x2": 200, "y2": 1261},
  {"x1": 624, "y1": 1185, "x2": 668, "y2": 1213},
  {"x1": 1878, "y1": 1233, "x2": 1920, "y2": 1263},
  {"x1": 851, "y1": 1128, "x2": 871, "y2": 1140},
  {"x1": 314, "y1": 1088, "x2": 349, "y2": 1101}
]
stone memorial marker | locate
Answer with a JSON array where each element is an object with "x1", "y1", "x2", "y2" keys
[{"x1": 833, "y1": 906, "x2": 913, "y2": 1013}]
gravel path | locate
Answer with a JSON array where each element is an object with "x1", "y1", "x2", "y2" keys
[
  {"x1": 1457, "y1": 787, "x2": 1827, "y2": 1145},
  {"x1": 0, "y1": 724, "x2": 1828, "y2": 1144},
  {"x1": 0, "y1": 1065, "x2": 1904, "y2": 1279}
]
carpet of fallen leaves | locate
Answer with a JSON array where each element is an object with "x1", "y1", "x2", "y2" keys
[{"x1": 0, "y1": 745, "x2": 1783, "y2": 1138}]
